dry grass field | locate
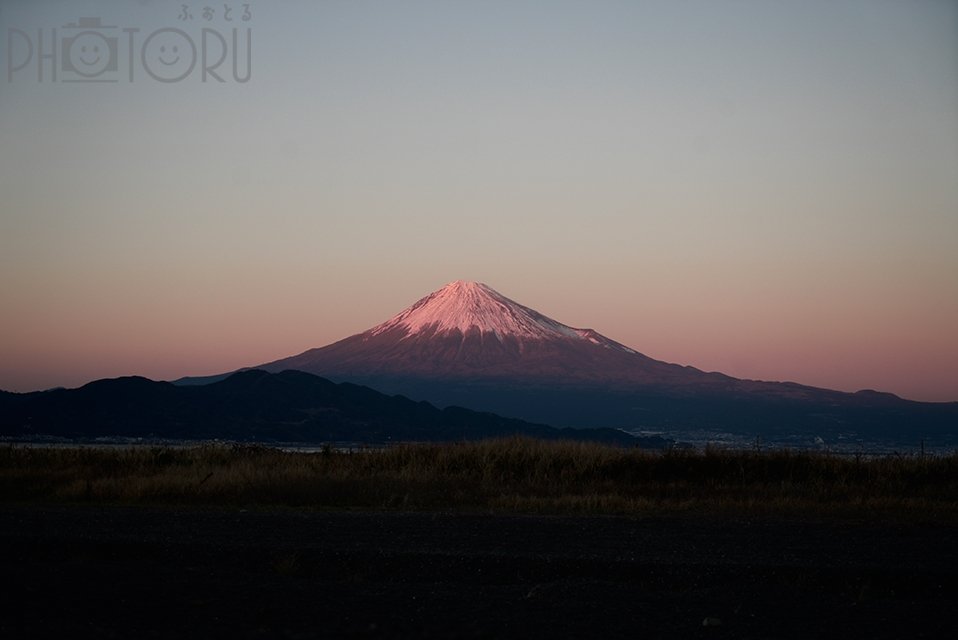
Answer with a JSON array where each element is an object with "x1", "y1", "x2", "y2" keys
[{"x1": 3, "y1": 438, "x2": 956, "y2": 518}]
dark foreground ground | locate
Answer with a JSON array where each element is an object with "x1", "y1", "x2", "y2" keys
[{"x1": 2, "y1": 506, "x2": 955, "y2": 639}]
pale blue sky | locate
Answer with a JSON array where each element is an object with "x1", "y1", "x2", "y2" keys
[{"x1": 1, "y1": 0, "x2": 957, "y2": 400}]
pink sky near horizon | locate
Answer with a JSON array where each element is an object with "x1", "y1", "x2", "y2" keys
[
  {"x1": 1, "y1": 1, "x2": 956, "y2": 402},
  {"x1": 2, "y1": 274, "x2": 957, "y2": 403}
]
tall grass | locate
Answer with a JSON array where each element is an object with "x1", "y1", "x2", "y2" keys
[{"x1": 2, "y1": 438, "x2": 956, "y2": 516}]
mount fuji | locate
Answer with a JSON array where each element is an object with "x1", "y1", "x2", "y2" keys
[
  {"x1": 181, "y1": 280, "x2": 957, "y2": 446},
  {"x1": 270, "y1": 280, "x2": 678, "y2": 382},
  {"x1": 260, "y1": 281, "x2": 772, "y2": 392}
]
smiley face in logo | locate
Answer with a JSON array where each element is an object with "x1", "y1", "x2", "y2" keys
[
  {"x1": 142, "y1": 28, "x2": 196, "y2": 82},
  {"x1": 158, "y1": 44, "x2": 180, "y2": 66},
  {"x1": 66, "y1": 31, "x2": 114, "y2": 77}
]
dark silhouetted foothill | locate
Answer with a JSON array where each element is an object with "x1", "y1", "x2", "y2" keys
[{"x1": 0, "y1": 369, "x2": 652, "y2": 446}]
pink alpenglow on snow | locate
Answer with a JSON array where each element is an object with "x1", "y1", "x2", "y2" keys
[{"x1": 370, "y1": 280, "x2": 635, "y2": 353}]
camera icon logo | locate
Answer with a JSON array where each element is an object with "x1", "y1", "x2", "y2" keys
[{"x1": 61, "y1": 17, "x2": 119, "y2": 81}]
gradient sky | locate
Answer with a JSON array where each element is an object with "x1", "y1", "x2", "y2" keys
[{"x1": 1, "y1": 0, "x2": 956, "y2": 401}]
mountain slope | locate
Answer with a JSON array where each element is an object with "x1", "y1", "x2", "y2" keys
[{"x1": 0, "y1": 369, "x2": 642, "y2": 446}]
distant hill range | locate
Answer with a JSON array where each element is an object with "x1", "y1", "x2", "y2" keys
[
  {"x1": 179, "y1": 281, "x2": 958, "y2": 446},
  {"x1": 0, "y1": 369, "x2": 644, "y2": 446}
]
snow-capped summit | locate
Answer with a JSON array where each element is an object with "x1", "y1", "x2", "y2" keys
[{"x1": 369, "y1": 280, "x2": 632, "y2": 352}]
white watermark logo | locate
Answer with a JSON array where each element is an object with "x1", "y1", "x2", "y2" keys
[{"x1": 6, "y1": 8, "x2": 253, "y2": 84}]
